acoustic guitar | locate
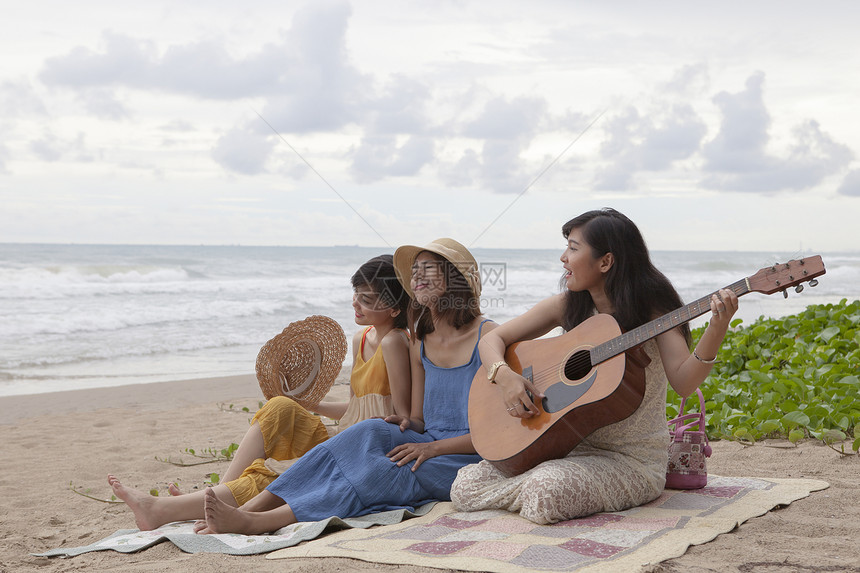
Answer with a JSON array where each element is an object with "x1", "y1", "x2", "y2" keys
[{"x1": 468, "y1": 256, "x2": 826, "y2": 476}]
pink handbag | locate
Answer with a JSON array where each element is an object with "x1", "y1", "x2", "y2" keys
[{"x1": 666, "y1": 388, "x2": 712, "y2": 489}]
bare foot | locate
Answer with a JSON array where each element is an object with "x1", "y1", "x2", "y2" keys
[
  {"x1": 168, "y1": 483, "x2": 183, "y2": 496},
  {"x1": 107, "y1": 474, "x2": 167, "y2": 531},
  {"x1": 198, "y1": 488, "x2": 260, "y2": 535}
]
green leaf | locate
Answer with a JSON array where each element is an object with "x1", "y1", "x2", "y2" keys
[
  {"x1": 818, "y1": 326, "x2": 840, "y2": 343},
  {"x1": 149, "y1": 489, "x2": 159, "y2": 497},
  {"x1": 820, "y1": 429, "x2": 847, "y2": 445},
  {"x1": 788, "y1": 429, "x2": 805, "y2": 444},
  {"x1": 838, "y1": 375, "x2": 860, "y2": 386},
  {"x1": 853, "y1": 437, "x2": 860, "y2": 452},
  {"x1": 757, "y1": 419, "x2": 781, "y2": 434},
  {"x1": 733, "y1": 427, "x2": 751, "y2": 439},
  {"x1": 782, "y1": 411, "x2": 810, "y2": 429}
]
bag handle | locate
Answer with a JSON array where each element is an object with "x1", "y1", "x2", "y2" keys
[
  {"x1": 668, "y1": 388, "x2": 711, "y2": 456},
  {"x1": 677, "y1": 387, "x2": 707, "y2": 418}
]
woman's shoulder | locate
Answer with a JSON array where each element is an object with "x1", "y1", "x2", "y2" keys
[
  {"x1": 380, "y1": 328, "x2": 409, "y2": 352},
  {"x1": 351, "y1": 328, "x2": 367, "y2": 358},
  {"x1": 478, "y1": 317, "x2": 499, "y2": 334}
]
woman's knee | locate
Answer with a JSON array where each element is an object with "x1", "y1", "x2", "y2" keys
[{"x1": 261, "y1": 396, "x2": 299, "y2": 414}]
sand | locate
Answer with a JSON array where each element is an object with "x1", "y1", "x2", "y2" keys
[{"x1": 1, "y1": 373, "x2": 858, "y2": 573}]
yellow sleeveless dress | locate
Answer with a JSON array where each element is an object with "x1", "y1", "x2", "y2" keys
[{"x1": 224, "y1": 327, "x2": 403, "y2": 505}]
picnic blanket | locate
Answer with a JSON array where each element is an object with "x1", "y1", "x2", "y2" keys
[{"x1": 38, "y1": 475, "x2": 828, "y2": 572}]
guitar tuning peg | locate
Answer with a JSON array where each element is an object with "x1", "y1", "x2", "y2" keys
[
  {"x1": 809, "y1": 279, "x2": 819, "y2": 287},
  {"x1": 783, "y1": 289, "x2": 789, "y2": 299},
  {"x1": 795, "y1": 284, "x2": 804, "y2": 293}
]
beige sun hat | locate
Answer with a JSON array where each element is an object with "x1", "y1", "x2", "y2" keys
[
  {"x1": 393, "y1": 238, "x2": 482, "y2": 299},
  {"x1": 255, "y1": 315, "x2": 348, "y2": 408}
]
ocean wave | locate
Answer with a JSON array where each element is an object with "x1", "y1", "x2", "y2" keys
[
  {"x1": 0, "y1": 331, "x2": 259, "y2": 371},
  {"x1": 0, "y1": 264, "x2": 192, "y2": 292},
  {"x1": 0, "y1": 298, "x2": 293, "y2": 337}
]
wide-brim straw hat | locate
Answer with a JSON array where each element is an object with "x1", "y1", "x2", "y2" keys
[
  {"x1": 393, "y1": 238, "x2": 481, "y2": 299},
  {"x1": 255, "y1": 315, "x2": 348, "y2": 408}
]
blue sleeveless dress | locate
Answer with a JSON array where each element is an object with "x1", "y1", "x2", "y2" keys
[{"x1": 265, "y1": 320, "x2": 488, "y2": 522}]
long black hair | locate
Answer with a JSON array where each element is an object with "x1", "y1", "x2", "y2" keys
[{"x1": 560, "y1": 208, "x2": 691, "y2": 345}]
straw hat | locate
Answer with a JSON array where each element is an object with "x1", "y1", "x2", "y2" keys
[
  {"x1": 255, "y1": 315, "x2": 348, "y2": 408},
  {"x1": 393, "y1": 238, "x2": 481, "y2": 299}
]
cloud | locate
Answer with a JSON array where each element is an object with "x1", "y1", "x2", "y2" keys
[
  {"x1": 80, "y1": 88, "x2": 130, "y2": 120},
  {"x1": 593, "y1": 104, "x2": 707, "y2": 190},
  {"x1": 837, "y1": 169, "x2": 860, "y2": 197},
  {"x1": 27, "y1": 132, "x2": 95, "y2": 163},
  {"x1": 1, "y1": 79, "x2": 48, "y2": 117},
  {"x1": 438, "y1": 149, "x2": 481, "y2": 188},
  {"x1": 365, "y1": 74, "x2": 432, "y2": 136},
  {"x1": 39, "y1": 2, "x2": 370, "y2": 133},
  {"x1": 701, "y1": 72, "x2": 854, "y2": 192},
  {"x1": 29, "y1": 133, "x2": 63, "y2": 162},
  {"x1": 661, "y1": 62, "x2": 710, "y2": 96},
  {"x1": 350, "y1": 135, "x2": 435, "y2": 183},
  {"x1": 211, "y1": 123, "x2": 276, "y2": 175},
  {"x1": 0, "y1": 140, "x2": 10, "y2": 173},
  {"x1": 448, "y1": 95, "x2": 551, "y2": 194}
]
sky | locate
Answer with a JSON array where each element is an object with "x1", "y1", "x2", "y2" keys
[{"x1": 1, "y1": 0, "x2": 859, "y2": 252}]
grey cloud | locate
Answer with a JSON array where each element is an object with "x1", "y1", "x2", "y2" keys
[
  {"x1": 30, "y1": 133, "x2": 63, "y2": 162},
  {"x1": 350, "y1": 136, "x2": 435, "y2": 183},
  {"x1": 463, "y1": 96, "x2": 547, "y2": 140},
  {"x1": 593, "y1": 104, "x2": 707, "y2": 191},
  {"x1": 81, "y1": 88, "x2": 130, "y2": 121},
  {"x1": 662, "y1": 62, "x2": 710, "y2": 96},
  {"x1": 39, "y1": 2, "x2": 369, "y2": 133},
  {"x1": 0, "y1": 141, "x2": 10, "y2": 173},
  {"x1": 438, "y1": 149, "x2": 481, "y2": 188},
  {"x1": 453, "y1": 96, "x2": 552, "y2": 194},
  {"x1": 702, "y1": 72, "x2": 854, "y2": 192},
  {"x1": 836, "y1": 169, "x2": 860, "y2": 197},
  {"x1": 475, "y1": 138, "x2": 533, "y2": 194},
  {"x1": 160, "y1": 120, "x2": 195, "y2": 132},
  {"x1": 366, "y1": 75, "x2": 432, "y2": 136},
  {"x1": 702, "y1": 72, "x2": 770, "y2": 173},
  {"x1": 1, "y1": 79, "x2": 48, "y2": 117},
  {"x1": 28, "y1": 132, "x2": 95, "y2": 163},
  {"x1": 211, "y1": 123, "x2": 276, "y2": 175}
]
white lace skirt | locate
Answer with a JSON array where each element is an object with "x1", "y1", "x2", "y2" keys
[{"x1": 451, "y1": 444, "x2": 665, "y2": 524}]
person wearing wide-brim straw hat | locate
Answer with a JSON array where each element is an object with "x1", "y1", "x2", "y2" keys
[
  {"x1": 106, "y1": 255, "x2": 413, "y2": 531},
  {"x1": 393, "y1": 238, "x2": 482, "y2": 300},
  {"x1": 393, "y1": 238, "x2": 484, "y2": 341},
  {"x1": 189, "y1": 238, "x2": 499, "y2": 536}
]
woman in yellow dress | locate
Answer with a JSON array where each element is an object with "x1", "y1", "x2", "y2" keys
[{"x1": 108, "y1": 255, "x2": 412, "y2": 530}]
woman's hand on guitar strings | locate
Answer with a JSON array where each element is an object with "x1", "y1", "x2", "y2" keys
[
  {"x1": 496, "y1": 369, "x2": 544, "y2": 419},
  {"x1": 708, "y1": 288, "x2": 739, "y2": 331}
]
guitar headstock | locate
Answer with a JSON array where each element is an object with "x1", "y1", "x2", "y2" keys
[{"x1": 747, "y1": 255, "x2": 826, "y2": 295}]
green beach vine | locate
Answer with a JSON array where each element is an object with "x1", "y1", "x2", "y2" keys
[{"x1": 668, "y1": 299, "x2": 860, "y2": 453}]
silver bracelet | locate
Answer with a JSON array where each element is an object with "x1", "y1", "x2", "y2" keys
[{"x1": 693, "y1": 349, "x2": 718, "y2": 364}]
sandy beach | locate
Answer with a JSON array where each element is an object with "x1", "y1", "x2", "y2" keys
[{"x1": 2, "y1": 373, "x2": 858, "y2": 573}]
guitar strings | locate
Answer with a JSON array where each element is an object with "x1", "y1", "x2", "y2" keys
[
  {"x1": 516, "y1": 283, "x2": 746, "y2": 389},
  {"x1": 512, "y1": 270, "x2": 808, "y2": 391}
]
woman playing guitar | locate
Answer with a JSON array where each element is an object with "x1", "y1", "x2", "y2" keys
[{"x1": 451, "y1": 208, "x2": 738, "y2": 524}]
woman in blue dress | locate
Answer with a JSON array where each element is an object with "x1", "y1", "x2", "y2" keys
[{"x1": 196, "y1": 238, "x2": 495, "y2": 534}]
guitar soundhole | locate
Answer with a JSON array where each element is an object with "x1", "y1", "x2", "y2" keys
[{"x1": 564, "y1": 350, "x2": 593, "y2": 381}]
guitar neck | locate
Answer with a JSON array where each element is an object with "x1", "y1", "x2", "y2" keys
[{"x1": 590, "y1": 277, "x2": 751, "y2": 364}]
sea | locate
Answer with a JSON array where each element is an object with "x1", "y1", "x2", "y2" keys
[{"x1": 1, "y1": 243, "x2": 857, "y2": 397}]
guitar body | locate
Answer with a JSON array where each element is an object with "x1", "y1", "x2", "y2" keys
[
  {"x1": 468, "y1": 314, "x2": 648, "y2": 477},
  {"x1": 468, "y1": 255, "x2": 826, "y2": 477}
]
